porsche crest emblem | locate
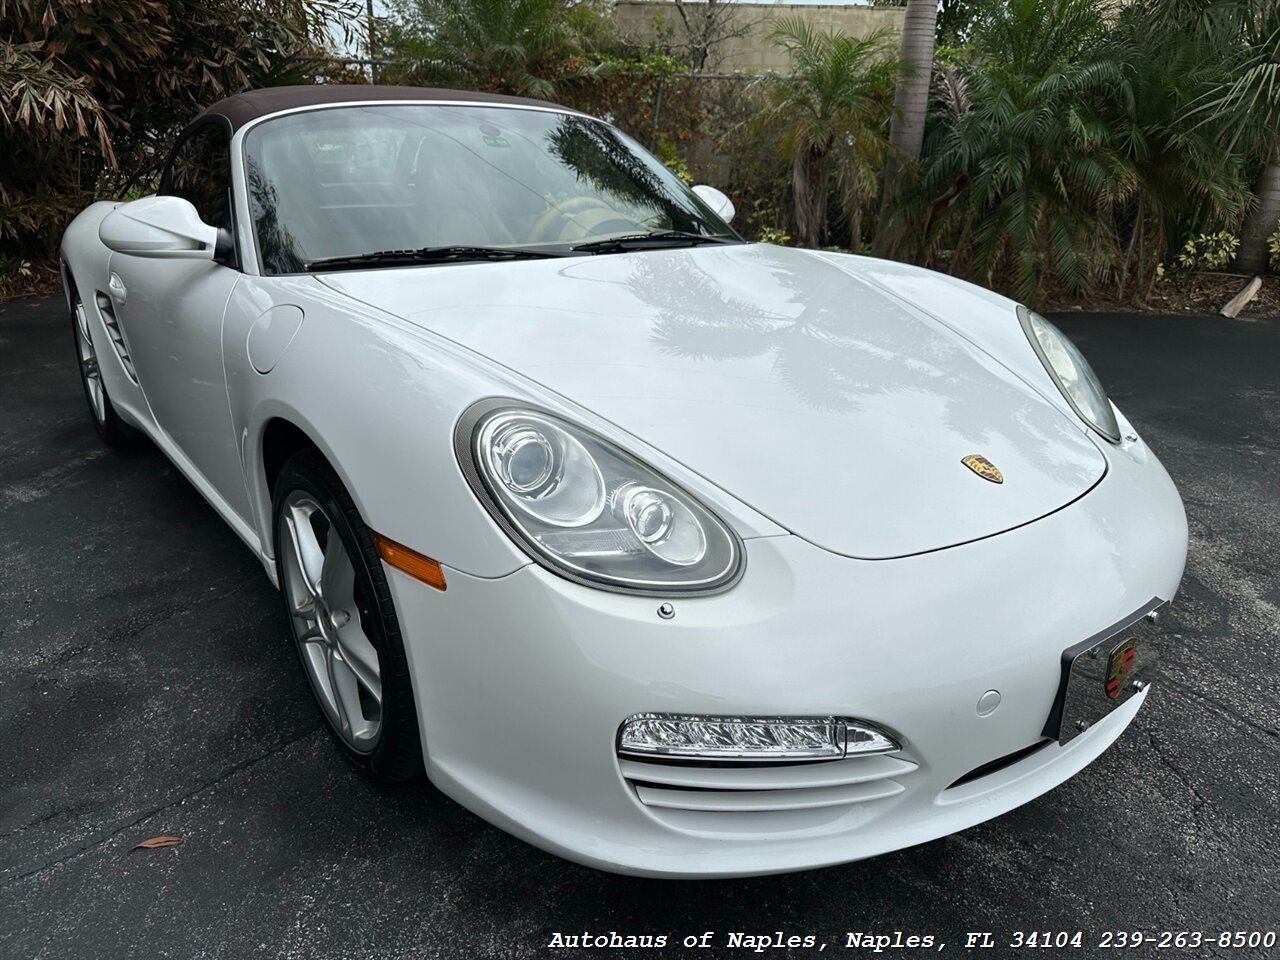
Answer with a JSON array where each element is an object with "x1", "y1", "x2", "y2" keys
[
  {"x1": 961, "y1": 454, "x2": 1003, "y2": 484},
  {"x1": 1105, "y1": 639, "x2": 1137, "y2": 700}
]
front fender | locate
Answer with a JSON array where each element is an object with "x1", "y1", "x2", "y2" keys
[
  {"x1": 224, "y1": 273, "x2": 788, "y2": 582},
  {"x1": 59, "y1": 200, "x2": 153, "y2": 433},
  {"x1": 60, "y1": 201, "x2": 120, "y2": 303},
  {"x1": 223, "y1": 275, "x2": 534, "y2": 579}
]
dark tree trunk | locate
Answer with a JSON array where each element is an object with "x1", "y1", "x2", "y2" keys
[
  {"x1": 792, "y1": 146, "x2": 829, "y2": 248},
  {"x1": 871, "y1": 0, "x2": 938, "y2": 257}
]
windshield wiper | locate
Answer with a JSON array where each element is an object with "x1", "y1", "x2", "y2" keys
[
  {"x1": 305, "y1": 245, "x2": 564, "y2": 272},
  {"x1": 571, "y1": 231, "x2": 736, "y2": 254}
]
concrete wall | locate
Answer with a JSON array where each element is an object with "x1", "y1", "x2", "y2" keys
[{"x1": 614, "y1": 1, "x2": 905, "y2": 74}]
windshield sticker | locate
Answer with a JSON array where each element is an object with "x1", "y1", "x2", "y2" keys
[{"x1": 479, "y1": 122, "x2": 509, "y2": 148}]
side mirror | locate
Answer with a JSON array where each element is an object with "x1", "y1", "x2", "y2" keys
[
  {"x1": 691, "y1": 184, "x2": 735, "y2": 225},
  {"x1": 99, "y1": 195, "x2": 218, "y2": 259}
]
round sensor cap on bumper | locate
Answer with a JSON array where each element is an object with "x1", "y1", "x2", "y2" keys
[{"x1": 617, "y1": 714, "x2": 899, "y2": 763}]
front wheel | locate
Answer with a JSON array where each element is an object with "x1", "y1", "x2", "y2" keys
[{"x1": 273, "y1": 449, "x2": 424, "y2": 782}]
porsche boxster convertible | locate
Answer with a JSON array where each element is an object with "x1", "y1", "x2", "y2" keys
[{"x1": 60, "y1": 85, "x2": 1187, "y2": 877}]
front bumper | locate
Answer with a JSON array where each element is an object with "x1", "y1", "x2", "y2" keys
[{"x1": 387, "y1": 439, "x2": 1187, "y2": 877}]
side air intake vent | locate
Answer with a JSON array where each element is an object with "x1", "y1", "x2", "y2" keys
[{"x1": 94, "y1": 292, "x2": 137, "y2": 383}]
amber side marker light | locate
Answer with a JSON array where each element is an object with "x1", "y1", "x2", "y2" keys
[{"x1": 373, "y1": 533, "x2": 447, "y2": 591}]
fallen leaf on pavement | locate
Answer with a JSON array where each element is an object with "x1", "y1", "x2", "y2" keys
[{"x1": 132, "y1": 835, "x2": 183, "y2": 851}]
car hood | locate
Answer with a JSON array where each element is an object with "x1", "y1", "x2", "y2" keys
[{"x1": 317, "y1": 243, "x2": 1106, "y2": 559}]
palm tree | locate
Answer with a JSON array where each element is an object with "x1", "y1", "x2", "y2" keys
[
  {"x1": 1208, "y1": 2, "x2": 1280, "y2": 272},
  {"x1": 917, "y1": 0, "x2": 1138, "y2": 304},
  {"x1": 758, "y1": 17, "x2": 896, "y2": 249},
  {"x1": 906, "y1": 0, "x2": 1253, "y2": 304},
  {"x1": 1107, "y1": 7, "x2": 1251, "y2": 297},
  {"x1": 1151, "y1": 0, "x2": 1280, "y2": 273},
  {"x1": 1242, "y1": 158, "x2": 1280, "y2": 273},
  {"x1": 385, "y1": 0, "x2": 605, "y2": 98},
  {"x1": 871, "y1": 0, "x2": 938, "y2": 256}
]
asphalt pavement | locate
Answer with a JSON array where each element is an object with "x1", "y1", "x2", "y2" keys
[{"x1": 1, "y1": 294, "x2": 1276, "y2": 959}]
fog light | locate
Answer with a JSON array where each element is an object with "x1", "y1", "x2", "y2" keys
[{"x1": 617, "y1": 713, "x2": 898, "y2": 762}]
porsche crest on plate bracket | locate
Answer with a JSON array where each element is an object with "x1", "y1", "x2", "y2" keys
[
  {"x1": 962, "y1": 454, "x2": 1003, "y2": 484},
  {"x1": 1105, "y1": 638, "x2": 1137, "y2": 699}
]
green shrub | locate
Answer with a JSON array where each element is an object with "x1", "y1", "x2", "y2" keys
[
  {"x1": 0, "y1": 257, "x2": 32, "y2": 278},
  {"x1": 1174, "y1": 232, "x2": 1240, "y2": 272}
]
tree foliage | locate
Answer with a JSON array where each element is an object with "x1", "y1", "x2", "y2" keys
[
  {"x1": 1170, "y1": 0, "x2": 1280, "y2": 272},
  {"x1": 4, "y1": 0, "x2": 1279, "y2": 305},
  {"x1": 902, "y1": 0, "x2": 1258, "y2": 303},
  {"x1": 383, "y1": 0, "x2": 611, "y2": 98},
  {"x1": 666, "y1": 0, "x2": 762, "y2": 72},
  {"x1": 915, "y1": 0, "x2": 1135, "y2": 300},
  {"x1": 0, "y1": 0, "x2": 355, "y2": 258},
  {"x1": 757, "y1": 18, "x2": 896, "y2": 249}
]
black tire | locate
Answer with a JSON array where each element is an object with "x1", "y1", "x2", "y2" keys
[
  {"x1": 69, "y1": 283, "x2": 136, "y2": 446},
  {"x1": 273, "y1": 448, "x2": 424, "y2": 782}
]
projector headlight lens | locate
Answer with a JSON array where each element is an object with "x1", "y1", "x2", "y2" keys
[
  {"x1": 458, "y1": 403, "x2": 743, "y2": 594},
  {"x1": 613, "y1": 482, "x2": 706, "y2": 566},
  {"x1": 617, "y1": 714, "x2": 899, "y2": 763},
  {"x1": 1019, "y1": 306, "x2": 1121, "y2": 442},
  {"x1": 487, "y1": 418, "x2": 604, "y2": 526}
]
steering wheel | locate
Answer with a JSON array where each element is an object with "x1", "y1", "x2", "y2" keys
[{"x1": 530, "y1": 196, "x2": 643, "y2": 243}]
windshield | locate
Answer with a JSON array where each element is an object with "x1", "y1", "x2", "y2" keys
[{"x1": 241, "y1": 104, "x2": 738, "y2": 274}]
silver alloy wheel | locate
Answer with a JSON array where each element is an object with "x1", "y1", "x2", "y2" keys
[
  {"x1": 280, "y1": 490, "x2": 383, "y2": 752},
  {"x1": 74, "y1": 296, "x2": 106, "y2": 423}
]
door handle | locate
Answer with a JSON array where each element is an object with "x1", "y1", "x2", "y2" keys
[{"x1": 108, "y1": 272, "x2": 127, "y2": 305}]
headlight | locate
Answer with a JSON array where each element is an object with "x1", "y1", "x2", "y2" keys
[
  {"x1": 456, "y1": 401, "x2": 743, "y2": 594},
  {"x1": 1018, "y1": 307, "x2": 1121, "y2": 442}
]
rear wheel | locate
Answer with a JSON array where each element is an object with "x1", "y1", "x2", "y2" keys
[
  {"x1": 70, "y1": 286, "x2": 134, "y2": 445},
  {"x1": 273, "y1": 449, "x2": 424, "y2": 781}
]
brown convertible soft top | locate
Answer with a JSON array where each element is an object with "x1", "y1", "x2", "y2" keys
[{"x1": 198, "y1": 84, "x2": 570, "y2": 132}]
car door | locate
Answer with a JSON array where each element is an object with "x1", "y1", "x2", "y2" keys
[{"x1": 107, "y1": 120, "x2": 251, "y2": 521}]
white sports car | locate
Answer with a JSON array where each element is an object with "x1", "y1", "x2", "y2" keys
[{"x1": 60, "y1": 85, "x2": 1187, "y2": 877}]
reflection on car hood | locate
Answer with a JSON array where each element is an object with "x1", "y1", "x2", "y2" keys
[{"x1": 317, "y1": 243, "x2": 1107, "y2": 559}]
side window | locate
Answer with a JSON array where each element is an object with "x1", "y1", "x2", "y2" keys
[{"x1": 165, "y1": 124, "x2": 232, "y2": 230}]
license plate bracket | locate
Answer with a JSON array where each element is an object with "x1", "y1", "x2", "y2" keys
[{"x1": 1043, "y1": 600, "x2": 1164, "y2": 743}]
